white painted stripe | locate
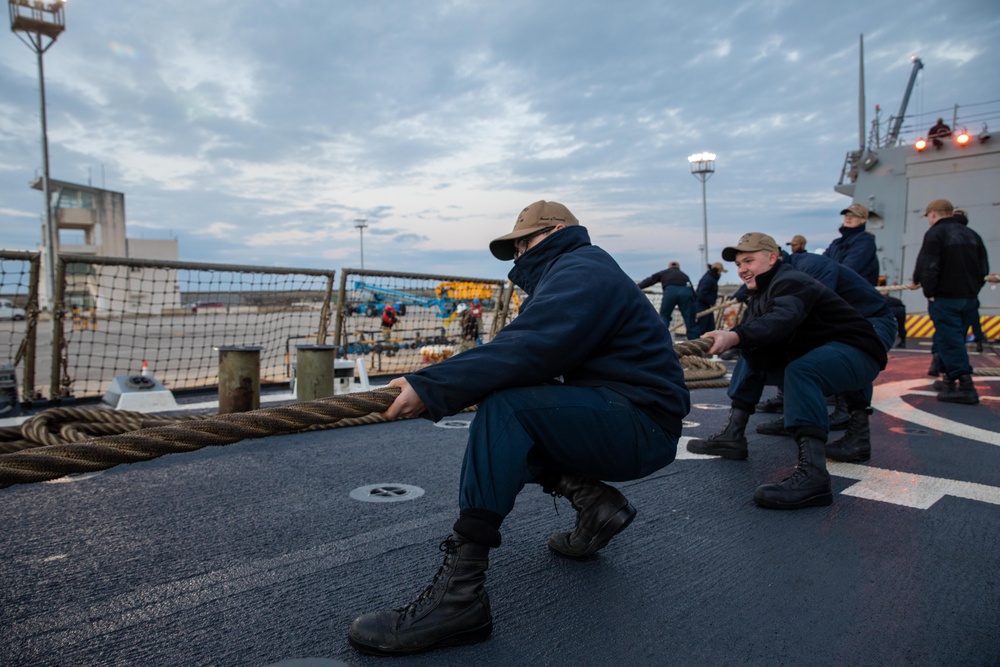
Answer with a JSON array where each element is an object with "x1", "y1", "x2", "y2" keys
[
  {"x1": 831, "y1": 462, "x2": 1000, "y2": 509},
  {"x1": 677, "y1": 435, "x2": 1000, "y2": 509}
]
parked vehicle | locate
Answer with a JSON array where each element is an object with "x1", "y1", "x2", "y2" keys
[
  {"x1": 0, "y1": 298, "x2": 26, "y2": 321},
  {"x1": 188, "y1": 301, "x2": 226, "y2": 313}
]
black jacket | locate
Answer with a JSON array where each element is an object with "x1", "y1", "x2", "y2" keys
[
  {"x1": 911, "y1": 217, "x2": 989, "y2": 299},
  {"x1": 406, "y1": 225, "x2": 690, "y2": 435},
  {"x1": 824, "y1": 224, "x2": 879, "y2": 286},
  {"x1": 732, "y1": 261, "x2": 887, "y2": 372},
  {"x1": 638, "y1": 267, "x2": 693, "y2": 290}
]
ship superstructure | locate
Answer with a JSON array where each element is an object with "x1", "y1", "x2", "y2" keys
[{"x1": 835, "y1": 53, "x2": 999, "y2": 312}]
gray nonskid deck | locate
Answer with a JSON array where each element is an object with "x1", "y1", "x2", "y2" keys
[{"x1": 1, "y1": 353, "x2": 997, "y2": 666}]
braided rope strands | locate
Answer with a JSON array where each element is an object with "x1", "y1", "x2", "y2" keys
[
  {"x1": 0, "y1": 337, "x2": 731, "y2": 488},
  {"x1": 0, "y1": 387, "x2": 401, "y2": 489},
  {"x1": 673, "y1": 338, "x2": 730, "y2": 388},
  {"x1": 974, "y1": 367, "x2": 1000, "y2": 376}
]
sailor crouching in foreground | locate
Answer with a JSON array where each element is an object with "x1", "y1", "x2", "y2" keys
[
  {"x1": 688, "y1": 233, "x2": 887, "y2": 509},
  {"x1": 347, "y1": 201, "x2": 690, "y2": 656}
]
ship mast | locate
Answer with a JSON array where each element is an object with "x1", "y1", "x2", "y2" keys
[{"x1": 858, "y1": 35, "x2": 866, "y2": 151}]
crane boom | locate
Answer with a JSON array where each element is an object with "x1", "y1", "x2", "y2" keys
[{"x1": 885, "y1": 56, "x2": 924, "y2": 146}]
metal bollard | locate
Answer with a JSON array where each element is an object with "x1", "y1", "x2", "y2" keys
[
  {"x1": 295, "y1": 345, "x2": 336, "y2": 402},
  {"x1": 216, "y1": 345, "x2": 263, "y2": 414}
]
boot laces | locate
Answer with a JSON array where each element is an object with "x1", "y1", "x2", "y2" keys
[{"x1": 396, "y1": 538, "x2": 457, "y2": 619}]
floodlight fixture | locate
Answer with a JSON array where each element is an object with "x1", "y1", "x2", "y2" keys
[
  {"x1": 955, "y1": 130, "x2": 971, "y2": 147},
  {"x1": 914, "y1": 138, "x2": 928, "y2": 152}
]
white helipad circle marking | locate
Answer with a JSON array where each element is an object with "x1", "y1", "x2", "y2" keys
[
  {"x1": 692, "y1": 403, "x2": 730, "y2": 410},
  {"x1": 872, "y1": 376, "x2": 1000, "y2": 448}
]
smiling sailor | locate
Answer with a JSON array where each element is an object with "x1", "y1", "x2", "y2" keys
[{"x1": 688, "y1": 232, "x2": 887, "y2": 509}]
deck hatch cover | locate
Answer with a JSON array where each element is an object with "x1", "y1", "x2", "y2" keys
[{"x1": 350, "y1": 483, "x2": 425, "y2": 503}]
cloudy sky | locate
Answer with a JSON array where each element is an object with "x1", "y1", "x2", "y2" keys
[{"x1": 1, "y1": 0, "x2": 997, "y2": 284}]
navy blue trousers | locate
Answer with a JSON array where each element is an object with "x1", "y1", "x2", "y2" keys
[
  {"x1": 728, "y1": 341, "x2": 882, "y2": 437},
  {"x1": 458, "y1": 385, "x2": 678, "y2": 517},
  {"x1": 930, "y1": 298, "x2": 978, "y2": 378},
  {"x1": 661, "y1": 286, "x2": 697, "y2": 340}
]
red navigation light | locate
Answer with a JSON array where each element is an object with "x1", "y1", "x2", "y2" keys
[
  {"x1": 955, "y1": 131, "x2": 971, "y2": 146},
  {"x1": 914, "y1": 138, "x2": 928, "y2": 151}
]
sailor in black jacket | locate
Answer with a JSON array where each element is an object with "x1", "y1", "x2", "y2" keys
[
  {"x1": 349, "y1": 201, "x2": 690, "y2": 656},
  {"x1": 911, "y1": 198, "x2": 989, "y2": 404},
  {"x1": 687, "y1": 233, "x2": 886, "y2": 511}
]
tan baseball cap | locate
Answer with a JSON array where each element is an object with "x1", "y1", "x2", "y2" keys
[
  {"x1": 786, "y1": 234, "x2": 807, "y2": 246},
  {"x1": 710, "y1": 261, "x2": 727, "y2": 273},
  {"x1": 489, "y1": 200, "x2": 579, "y2": 260},
  {"x1": 840, "y1": 203, "x2": 869, "y2": 219},
  {"x1": 722, "y1": 232, "x2": 781, "y2": 262},
  {"x1": 922, "y1": 198, "x2": 954, "y2": 216}
]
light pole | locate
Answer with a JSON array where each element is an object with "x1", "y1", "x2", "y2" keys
[
  {"x1": 354, "y1": 218, "x2": 368, "y2": 269},
  {"x1": 687, "y1": 152, "x2": 716, "y2": 269},
  {"x1": 10, "y1": 0, "x2": 67, "y2": 311}
]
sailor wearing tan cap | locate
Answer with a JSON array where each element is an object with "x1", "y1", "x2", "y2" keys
[
  {"x1": 824, "y1": 202, "x2": 879, "y2": 285},
  {"x1": 911, "y1": 198, "x2": 989, "y2": 404},
  {"x1": 786, "y1": 234, "x2": 807, "y2": 254},
  {"x1": 687, "y1": 232, "x2": 887, "y2": 510},
  {"x1": 349, "y1": 201, "x2": 691, "y2": 655}
]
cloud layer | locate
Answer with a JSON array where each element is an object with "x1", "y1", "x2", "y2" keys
[{"x1": 2, "y1": 0, "x2": 997, "y2": 282}]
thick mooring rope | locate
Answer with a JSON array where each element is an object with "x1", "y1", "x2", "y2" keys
[
  {"x1": 0, "y1": 388, "x2": 401, "y2": 488},
  {"x1": 0, "y1": 338, "x2": 730, "y2": 488}
]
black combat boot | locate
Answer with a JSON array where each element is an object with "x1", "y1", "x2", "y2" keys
[
  {"x1": 542, "y1": 473, "x2": 636, "y2": 560},
  {"x1": 348, "y1": 535, "x2": 493, "y2": 656},
  {"x1": 756, "y1": 389, "x2": 784, "y2": 413},
  {"x1": 825, "y1": 407, "x2": 872, "y2": 462},
  {"x1": 828, "y1": 395, "x2": 850, "y2": 430},
  {"x1": 753, "y1": 436, "x2": 833, "y2": 509},
  {"x1": 687, "y1": 407, "x2": 750, "y2": 460},
  {"x1": 932, "y1": 376, "x2": 954, "y2": 392},
  {"x1": 937, "y1": 374, "x2": 979, "y2": 405},
  {"x1": 927, "y1": 353, "x2": 941, "y2": 377},
  {"x1": 755, "y1": 416, "x2": 790, "y2": 436}
]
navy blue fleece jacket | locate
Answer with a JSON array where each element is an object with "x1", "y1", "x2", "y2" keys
[
  {"x1": 406, "y1": 225, "x2": 690, "y2": 435},
  {"x1": 823, "y1": 224, "x2": 879, "y2": 285}
]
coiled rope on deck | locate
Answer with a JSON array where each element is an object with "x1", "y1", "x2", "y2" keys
[
  {"x1": 0, "y1": 388, "x2": 401, "y2": 488},
  {"x1": 675, "y1": 337, "x2": 729, "y2": 388}
]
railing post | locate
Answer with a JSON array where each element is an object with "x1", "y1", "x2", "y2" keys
[{"x1": 49, "y1": 256, "x2": 67, "y2": 401}]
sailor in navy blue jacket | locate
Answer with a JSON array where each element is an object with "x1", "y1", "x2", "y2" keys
[
  {"x1": 350, "y1": 201, "x2": 690, "y2": 655},
  {"x1": 824, "y1": 203, "x2": 879, "y2": 286}
]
